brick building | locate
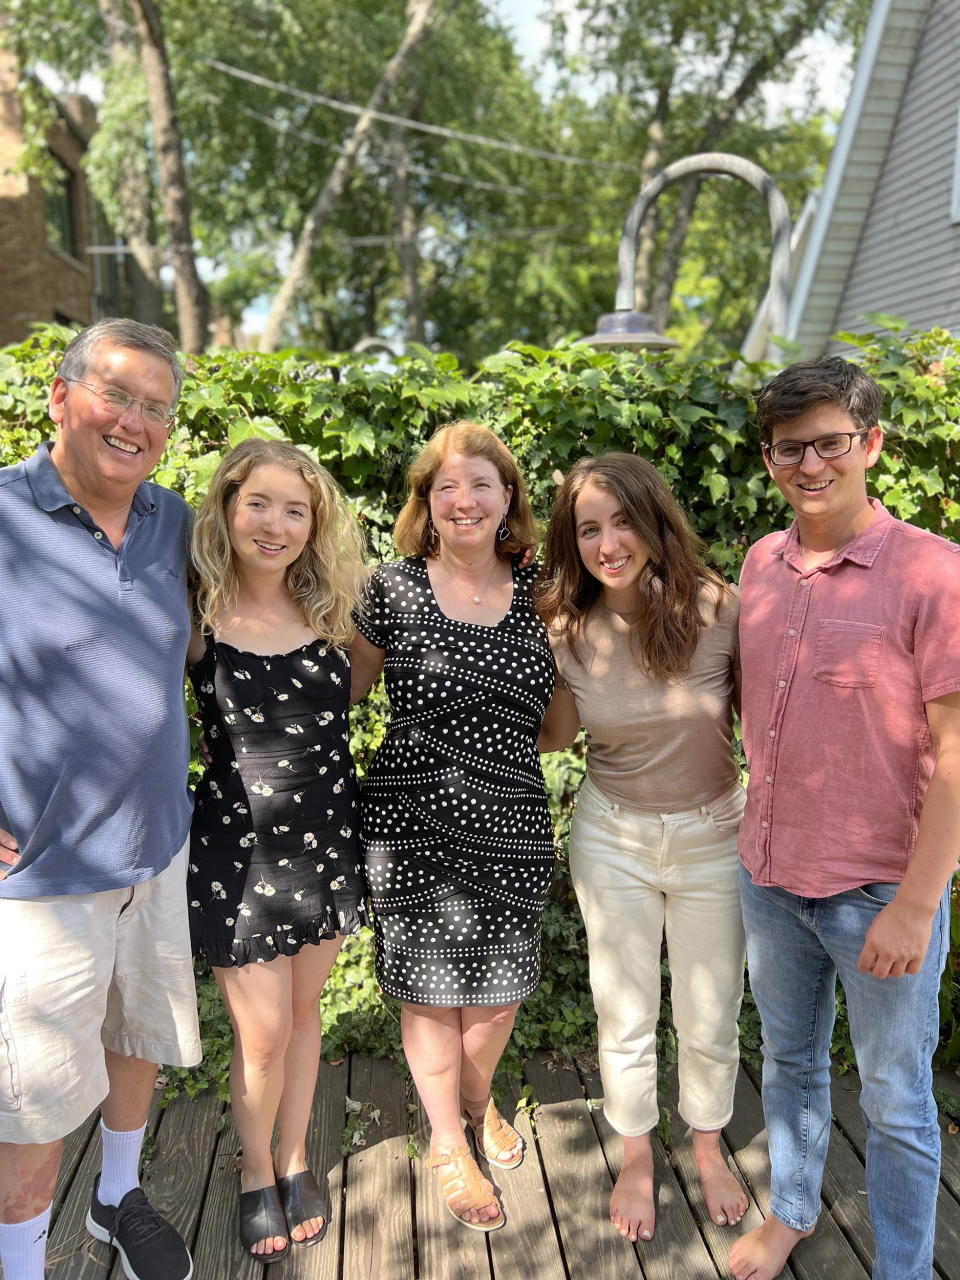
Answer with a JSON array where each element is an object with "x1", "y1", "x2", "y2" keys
[{"x1": 0, "y1": 50, "x2": 123, "y2": 348}]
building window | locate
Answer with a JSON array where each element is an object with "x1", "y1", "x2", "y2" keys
[
  {"x1": 952, "y1": 104, "x2": 960, "y2": 224},
  {"x1": 44, "y1": 154, "x2": 78, "y2": 258}
]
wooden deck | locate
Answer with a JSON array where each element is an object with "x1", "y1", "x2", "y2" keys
[{"x1": 37, "y1": 1054, "x2": 960, "y2": 1280}]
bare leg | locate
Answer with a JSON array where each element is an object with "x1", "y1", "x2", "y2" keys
[
  {"x1": 611, "y1": 1131, "x2": 655, "y2": 1243},
  {"x1": 729, "y1": 1217, "x2": 814, "y2": 1280},
  {"x1": 459, "y1": 1002, "x2": 522, "y2": 1165},
  {"x1": 402, "y1": 1003, "x2": 499, "y2": 1225},
  {"x1": 273, "y1": 937, "x2": 342, "y2": 1242},
  {"x1": 0, "y1": 1141, "x2": 61, "y2": 1223},
  {"x1": 216, "y1": 960, "x2": 293, "y2": 1259},
  {"x1": 101, "y1": 1051, "x2": 159, "y2": 1132},
  {"x1": 692, "y1": 1128, "x2": 748, "y2": 1227}
]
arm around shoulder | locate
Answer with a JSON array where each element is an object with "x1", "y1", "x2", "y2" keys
[
  {"x1": 538, "y1": 684, "x2": 581, "y2": 753},
  {"x1": 349, "y1": 630, "x2": 386, "y2": 705}
]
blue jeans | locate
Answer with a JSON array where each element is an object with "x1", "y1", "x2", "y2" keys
[{"x1": 739, "y1": 865, "x2": 950, "y2": 1280}]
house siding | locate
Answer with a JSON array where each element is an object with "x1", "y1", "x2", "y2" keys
[{"x1": 831, "y1": 0, "x2": 960, "y2": 340}]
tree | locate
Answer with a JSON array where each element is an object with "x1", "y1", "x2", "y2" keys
[
  {"x1": 547, "y1": 0, "x2": 871, "y2": 337},
  {"x1": 126, "y1": 0, "x2": 207, "y2": 351},
  {"x1": 257, "y1": 0, "x2": 438, "y2": 352}
]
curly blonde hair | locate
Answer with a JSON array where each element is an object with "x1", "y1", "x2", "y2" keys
[
  {"x1": 191, "y1": 438, "x2": 367, "y2": 649},
  {"x1": 394, "y1": 420, "x2": 538, "y2": 560}
]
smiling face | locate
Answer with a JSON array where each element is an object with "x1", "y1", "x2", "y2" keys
[
  {"x1": 574, "y1": 478, "x2": 651, "y2": 610},
  {"x1": 428, "y1": 450, "x2": 512, "y2": 559},
  {"x1": 765, "y1": 402, "x2": 883, "y2": 541},
  {"x1": 227, "y1": 463, "x2": 314, "y2": 580},
  {"x1": 48, "y1": 341, "x2": 176, "y2": 504}
]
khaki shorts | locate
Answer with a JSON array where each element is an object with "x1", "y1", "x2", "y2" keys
[{"x1": 0, "y1": 840, "x2": 202, "y2": 1144}]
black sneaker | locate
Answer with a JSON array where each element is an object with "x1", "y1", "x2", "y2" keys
[{"x1": 86, "y1": 1174, "x2": 193, "y2": 1280}]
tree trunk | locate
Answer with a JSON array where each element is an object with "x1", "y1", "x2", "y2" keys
[
  {"x1": 127, "y1": 0, "x2": 208, "y2": 352},
  {"x1": 96, "y1": 0, "x2": 163, "y2": 326},
  {"x1": 259, "y1": 0, "x2": 437, "y2": 353},
  {"x1": 386, "y1": 122, "x2": 426, "y2": 345},
  {"x1": 633, "y1": 81, "x2": 671, "y2": 310}
]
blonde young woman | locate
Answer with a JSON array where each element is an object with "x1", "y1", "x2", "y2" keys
[
  {"x1": 349, "y1": 421, "x2": 561, "y2": 1232},
  {"x1": 537, "y1": 453, "x2": 749, "y2": 1245},
  {"x1": 188, "y1": 439, "x2": 368, "y2": 1264}
]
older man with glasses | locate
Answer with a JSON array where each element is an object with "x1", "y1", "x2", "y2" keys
[
  {"x1": 729, "y1": 355, "x2": 960, "y2": 1280},
  {"x1": 0, "y1": 319, "x2": 201, "y2": 1280}
]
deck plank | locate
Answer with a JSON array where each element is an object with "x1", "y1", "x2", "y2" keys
[
  {"x1": 581, "y1": 1063, "x2": 721, "y2": 1280},
  {"x1": 485, "y1": 1078, "x2": 566, "y2": 1280},
  {"x1": 656, "y1": 1063, "x2": 763, "y2": 1280},
  {"x1": 830, "y1": 1068, "x2": 960, "y2": 1279},
  {"x1": 52, "y1": 1114, "x2": 100, "y2": 1221},
  {"x1": 725, "y1": 1068, "x2": 867, "y2": 1280},
  {"x1": 26, "y1": 1052, "x2": 960, "y2": 1280},
  {"x1": 524, "y1": 1055, "x2": 641, "y2": 1278},
  {"x1": 340, "y1": 1055, "x2": 416, "y2": 1280},
  {"x1": 47, "y1": 1103, "x2": 162, "y2": 1280},
  {"x1": 190, "y1": 1105, "x2": 265, "y2": 1280},
  {"x1": 412, "y1": 1100, "x2": 492, "y2": 1280},
  {"x1": 283, "y1": 1059, "x2": 349, "y2": 1280}
]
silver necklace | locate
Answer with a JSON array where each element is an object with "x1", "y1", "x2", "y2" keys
[{"x1": 439, "y1": 556, "x2": 502, "y2": 605}]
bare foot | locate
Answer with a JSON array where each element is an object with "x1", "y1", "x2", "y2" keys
[
  {"x1": 611, "y1": 1133, "x2": 655, "y2": 1243},
  {"x1": 729, "y1": 1216, "x2": 814, "y2": 1280},
  {"x1": 693, "y1": 1130, "x2": 748, "y2": 1227}
]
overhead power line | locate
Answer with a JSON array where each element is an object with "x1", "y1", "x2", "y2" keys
[
  {"x1": 237, "y1": 106, "x2": 542, "y2": 198},
  {"x1": 340, "y1": 224, "x2": 590, "y2": 248},
  {"x1": 201, "y1": 57, "x2": 644, "y2": 174}
]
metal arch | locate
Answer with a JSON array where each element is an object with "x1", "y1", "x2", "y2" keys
[{"x1": 614, "y1": 152, "x2": 792, "y2": 359}]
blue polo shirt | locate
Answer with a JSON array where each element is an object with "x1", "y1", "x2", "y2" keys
[{"x1": 0, "y1": 444, "x2": 193, "y2": 897}]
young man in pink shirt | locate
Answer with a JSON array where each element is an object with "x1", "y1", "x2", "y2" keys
[{"x1": 731, "y1": 356, "x2": 960, "y2": 1280}]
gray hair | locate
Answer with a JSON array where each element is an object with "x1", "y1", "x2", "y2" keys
[{"x1": 57, "y1": 318, "x2": 184, "y2": 406}]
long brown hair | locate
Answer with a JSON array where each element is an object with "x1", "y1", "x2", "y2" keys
[
  {"x1": 393, "y1": 420, "x2": 538, "y2": 560},
  {"x1": 537, "y1": 453, "x2": 731, "y2": 679}
]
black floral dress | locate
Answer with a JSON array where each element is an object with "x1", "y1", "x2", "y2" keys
[
  {"x1": 353, "y1": 559, "x2": 556, "y2": 1006},
  {"x1": 188, "y1": 636, "x2": 368, "y2": 967}
]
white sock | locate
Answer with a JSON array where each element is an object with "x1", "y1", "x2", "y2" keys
[
  {"x1": 0, "y1": 1203, "x2": 51, "y2": 1280},
  {"x1": 98, "y1": 1120, "x2": 146, "y2": 1207}
]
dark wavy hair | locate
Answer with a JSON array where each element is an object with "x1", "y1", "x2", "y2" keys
[
  {"x1": 536, "y1": 453, "x2": 731, "y2": 680},
  {"x1": 754, "y1": 356, "x2": 882, "y2": 445}
]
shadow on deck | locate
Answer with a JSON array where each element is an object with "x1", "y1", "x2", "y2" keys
[{"x1": 33, "y1": 1055, "x2": 960, "y2": 1280}]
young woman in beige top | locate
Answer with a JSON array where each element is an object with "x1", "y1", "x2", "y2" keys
[{"x1": 536, "y1": 453, "x2": 748, "y2": 1246}]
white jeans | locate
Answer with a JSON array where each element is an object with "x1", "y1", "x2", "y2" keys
[{"x1": 569, "y1": 776, "x2": 746, "y2": 1137}]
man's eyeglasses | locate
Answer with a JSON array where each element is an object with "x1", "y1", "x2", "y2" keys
[
  {"x1": 764, "y1": 429, "x2": 871, "y2": 467},
  {"x1": 64, "y1": 378, "x2": 174, "y2": 427}
]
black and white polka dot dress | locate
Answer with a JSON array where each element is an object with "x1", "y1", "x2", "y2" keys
[
  {"x1": 187, "y1": 636, "x2": 369, "y2": 968},
  {"x1": 353, "y1": 558, "x2": 556, "y2": 1006}
]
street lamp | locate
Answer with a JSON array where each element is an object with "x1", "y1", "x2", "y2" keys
[{"x1": 584, "y1": 152, "x2": 792, "y2": 360}]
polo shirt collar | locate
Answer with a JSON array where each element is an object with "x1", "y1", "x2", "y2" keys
[
  {"x1": 776, "y1": 497, "x2": 893, "y2": 571},
  {"x1": 25, "y1": 442, "x2": 156, "y2": 516}
]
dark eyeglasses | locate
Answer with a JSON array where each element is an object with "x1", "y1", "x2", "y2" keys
[{"x1": 764, "y1": 429, "x2": 870, "y2": 467}]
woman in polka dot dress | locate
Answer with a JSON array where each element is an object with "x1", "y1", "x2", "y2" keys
[
  {"x1": 188, "y1": 439, "x2": 369, "y2": 1264},
  {"x1": 350, "y1": 421, "x2": 562, "y2": 1232}
]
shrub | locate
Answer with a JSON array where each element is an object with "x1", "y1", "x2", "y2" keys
[{"x1": 3, "y1": 322, "x2": 958, "y2": 1091}]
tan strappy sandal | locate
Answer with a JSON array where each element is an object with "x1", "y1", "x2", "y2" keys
[
  {"x1": 461, "y1": 1095, "x2": 525, "y2": 1170},
  {"x1": 428, "y1": 1143, "x2": 505, "y2": 1232}
]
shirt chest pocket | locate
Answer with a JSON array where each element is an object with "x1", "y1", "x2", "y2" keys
[{"x1": 812, "y1": 619, "x2": 884, "y2": 688}]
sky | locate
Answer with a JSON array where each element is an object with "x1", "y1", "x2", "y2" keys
[{"x1": 489, "y1": 0, "x2": 854, "y2": 115}]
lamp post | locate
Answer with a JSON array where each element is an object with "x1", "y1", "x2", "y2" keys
[{"x1": 584, "y1": 152, "x2": 792, "y2": 359}]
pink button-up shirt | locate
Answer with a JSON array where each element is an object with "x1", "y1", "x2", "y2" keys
[{"x1": 738, "y1": 500, "x2": 960, "y2": 896}]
